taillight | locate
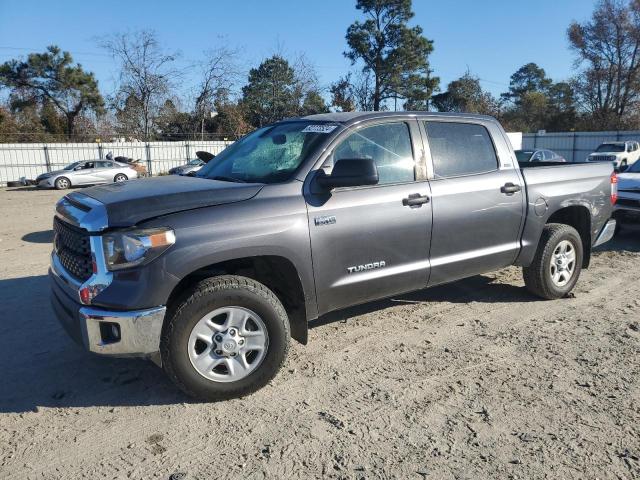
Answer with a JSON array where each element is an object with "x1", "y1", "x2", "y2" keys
[{"x1": 611, "y1": 172, "x2": 618, "y2": 205}]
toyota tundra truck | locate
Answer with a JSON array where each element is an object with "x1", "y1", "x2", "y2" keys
[{"x1": 50, "y1": 112, "x2": 618, "y2": 401}]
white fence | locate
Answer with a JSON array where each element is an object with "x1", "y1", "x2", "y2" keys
[
  {"x1": 522, "y1": 130, "x2": 640, "y2": 162},
  {"x1": 0, "y1": 140, "x2": 234, "y2": 186}
]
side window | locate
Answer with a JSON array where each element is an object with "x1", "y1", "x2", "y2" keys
[
  {"x1": 425, "y1": 122, "x2": 498, "y2": 178},
  {"x1": 531, "y1": 151, "x2": 544, "y2": 162},
  {"x1": 83, "y1": 162, "x2": 95, "y2": 170},
  {"x1": 332, "y1": 122, "x2": 415, "y2": 185},
  {"x1": 543, "y1": 150, "x2": 555, "y2": 160},
  {"x1": 97, "y1": 161, "x2": 111, "y2": 168}
]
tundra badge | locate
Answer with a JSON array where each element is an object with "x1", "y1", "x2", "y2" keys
[{"x1": 347, "y1": 261, "x2": 386, "y2": 274}]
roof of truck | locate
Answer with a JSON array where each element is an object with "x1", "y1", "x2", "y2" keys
[{"x1": 290, "y1": 111, "x2": 497, "y2": 124}]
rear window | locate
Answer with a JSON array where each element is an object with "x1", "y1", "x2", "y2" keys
[{"x1": 425, "y1": 122, "x2": 498, "y2": 178}]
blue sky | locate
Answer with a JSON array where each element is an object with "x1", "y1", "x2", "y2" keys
[{"x1": 0, "y1": 0, "x2": 596, "y2": 101}]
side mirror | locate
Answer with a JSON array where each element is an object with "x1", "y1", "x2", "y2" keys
[{"x1": 316, "y1": 158, "x2": 379, "y2": 190}]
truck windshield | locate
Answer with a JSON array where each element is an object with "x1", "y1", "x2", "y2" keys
[
  {"x1": 628, "y1": 161, "x2": 640, "y2": 173},
  {"x1": 197, "y1": 121, "x2": 337, "y2": 184},
  {"x1": 596, "y1": 144, "x2": 625, "y2": 153}
]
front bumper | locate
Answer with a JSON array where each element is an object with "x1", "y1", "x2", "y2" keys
[
  {"x1": 37, "y1": 177, "x2": 54, "y2": 188},
  {"x1": 50, "y1": 265, "x2": 165, "y2": 357},
  {"x1": 614, "y1": 202, "x2": 640, "y2": 222}
]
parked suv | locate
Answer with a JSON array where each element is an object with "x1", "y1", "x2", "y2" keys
[
  {"x1": 50, "y1": 112, "x2": 617, "y2": 401},
  {"x1": 587, "y1": 141, "x2": 640, "y2": 170}
]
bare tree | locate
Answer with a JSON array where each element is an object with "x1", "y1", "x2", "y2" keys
[
  {"x1": 100, "y1": 30, "x2": 180, "y2": 139},
  {"x1": 193, "y1": 44, "x2": 240, "y2": 139},
  {"x1": 568, "y1": 0, "x2": 640, "y2": 128}
]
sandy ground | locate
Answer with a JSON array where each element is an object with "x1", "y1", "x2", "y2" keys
[{"x1": 0, "y1": 187, "x2": 638, "y2": 480}]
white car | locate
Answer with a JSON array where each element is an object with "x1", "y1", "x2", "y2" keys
[
  {"x1": 587, "y1": 141, "x2": 640, "y2": 170},
  {"x1": 613, "y1": 159, "x2": 640, "y2": 229},
  {"x1": 35, "y1": 160, "x2": 139, "y2": 190}
]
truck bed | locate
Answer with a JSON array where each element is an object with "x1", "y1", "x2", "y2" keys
[{"x1": 515, "y1": 161, "x2": 614, "y2": 266}]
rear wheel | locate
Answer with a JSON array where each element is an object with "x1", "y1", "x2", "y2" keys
[
  {"x1": 114, "y1": 173, "x2": 128, "y2": 183},
  {"x1": 161, "y1": 275, "x2": 290, "y2": 401},
  {"x1": 54, "y1": 177, "x2": 70, "y2": 190},
  {"x1": 523, "y1": 223, "x2": 583, "y2": 300}
]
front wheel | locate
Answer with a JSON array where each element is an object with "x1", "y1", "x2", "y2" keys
[
  {"x1": 160, "y1": 276, "x2": 290, "y2": 401},
  {"x1": 54, "y1": 176, "x2": 70, "y2": 190},
  {"x1": 523, "y1": 223, "x2": 584, "y2": 300}
]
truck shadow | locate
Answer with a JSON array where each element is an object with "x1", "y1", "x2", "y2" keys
[
  {"x1": 594, "y1": 223, "x2": 640, "y2": 253},
  {"x1": 22, "y1": 229, "x2": 54, "y2": 243},
  {"x1": 313, "y1": 274, "x2": 537, "y2": 328},
  {"x1": 0, "y1": 275, "x2": 189, "y2": 414}
]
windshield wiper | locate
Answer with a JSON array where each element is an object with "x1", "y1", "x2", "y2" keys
[{"x1": 210, "y1": 175, "x2": 247, "y2": 183}]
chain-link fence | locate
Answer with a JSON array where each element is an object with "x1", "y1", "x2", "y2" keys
[{"x1": 0, "y1": 140, "x2": 235, "y2": 186}]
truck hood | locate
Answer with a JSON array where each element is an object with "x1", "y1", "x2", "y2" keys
[
  {"x1": 78, "y1": 175, "x2": 263, "y2": 228},
  {"x1": 618, "y1": 173, "x2": 640, "y2": 192}
]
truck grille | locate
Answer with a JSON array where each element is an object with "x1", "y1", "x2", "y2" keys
[
  {"x1": 53, "y1": 216, "x2": 93, "y2": 281},
  {"x1": 589, "y1": 155, "x2": 615, "y2": 162}
]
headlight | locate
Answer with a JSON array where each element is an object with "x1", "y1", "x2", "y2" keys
[{"x1": 102, "y1": 227, "x2": 175, "y2": 270}]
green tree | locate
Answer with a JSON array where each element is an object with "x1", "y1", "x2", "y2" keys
[
  {"x1": 301, "y1": 91, "x2": 329, "y2": 116},
  {"x1": 501, "y1": 62, "x2": 552, "y2": 106},
  {"x1": 546, "y1": 82, "x2": 577, "y2": 131},
  {"x1": 431, "y1": 72, "x2": 501, "y2": 115},
  {"x1": 344, "y1": 0, "x2": 438, "y2": 110},
  {"x1": 156, "y1": 99, "x2": 195, "y2": 139},
  {"x1": 568, "y1": 0, "x2": 640, "y2": 129},
  {"x1": 241, "y1": 55, "x2": 326, "y2": 127},
  {"x1": 241, "y1": 56, "x2": 298, "y2": 127},
  {"x1": 0, "y1": 45, "x2": 104, "y2": 138},
  {"x1": 502, "y1": 91, "x2": 549, "y2": 132}
]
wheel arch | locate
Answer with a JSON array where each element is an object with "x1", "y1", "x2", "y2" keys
[{"x1": 166, "y1": 255, "x2": 310, "y2": 345}]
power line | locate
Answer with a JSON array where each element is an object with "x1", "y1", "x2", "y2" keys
[{"x1": 0, "y1": 46, "x2": 112, "y2": 57}]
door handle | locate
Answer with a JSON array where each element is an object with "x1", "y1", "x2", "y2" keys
[
  {"x1": 501, "y1": 183, "x2": 522, "y2": 195},
  {"x1": 402, "y1": 193, "x2": 430, "y2": 207}
]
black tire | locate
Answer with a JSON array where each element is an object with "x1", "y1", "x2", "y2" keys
[
  {"x1": 6, "y1": 181, "x2": 22, "y2": 188},
  {"x1": 54, "y1": 176, "x2": 71, "y2": 190},
  {"x1": 114, "y1": 173, "x2": 128, "y2": 183},
  {"x1": 160, "y1": 275, "x2": 290, "y2": 401},
  {"x1": 523, "y1": 223, "x2": 584, "y2": 300}
]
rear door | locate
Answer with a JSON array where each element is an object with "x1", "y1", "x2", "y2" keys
[
  {"x1": 94, "y1": 161, "x2": 116, "y2": 183},
  {"x1": 305, "y1": 118, "x2": 432, "y2": 315},
  {"x1": 421, "y1": 119, "x2": 526, "y2": 286}
]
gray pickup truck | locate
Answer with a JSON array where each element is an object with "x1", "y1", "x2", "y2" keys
[{"x1": 50, "y1": 112, "x2": 617, "y2": 400}]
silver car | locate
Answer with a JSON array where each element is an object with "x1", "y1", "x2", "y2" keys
[{"x1": 36, "y1": 160, "x2": 139, "y2": 190}]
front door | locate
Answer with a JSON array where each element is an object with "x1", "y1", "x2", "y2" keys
[
  {"x1": 422, "y1": 120, "x2": 526, "y2": 286},
  {"x1": 305, "y1": 119, "x2": 432, "y2": 315},
  {"x1": 72, "y1": 162, "x2": 99, "y2": 185}
]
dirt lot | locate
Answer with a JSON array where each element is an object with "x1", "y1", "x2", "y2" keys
[{"x1": 0, "y1": 187, "x2": 638, "y2": 480}]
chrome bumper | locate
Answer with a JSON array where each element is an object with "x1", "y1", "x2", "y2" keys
[
  {"x1": 593, "y1": 219, "x2": 617, "y2": 247},
  {"x1": 80, "y1": 305, "x2": 166, "y2": 356}
]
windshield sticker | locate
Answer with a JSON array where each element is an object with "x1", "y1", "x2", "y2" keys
[{"x1": 302, "y1": 124, "x2": 338, "y2": 134}]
